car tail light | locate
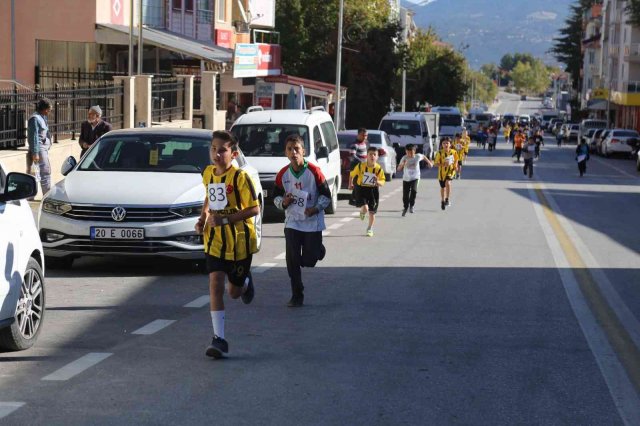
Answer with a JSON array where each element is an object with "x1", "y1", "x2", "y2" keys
[
  {"x1": 611, "y1": 139, "x2": 620, "y2": 144},
  {"x1": 378, "y1": 148, "x2": 387, "y2": 156}
]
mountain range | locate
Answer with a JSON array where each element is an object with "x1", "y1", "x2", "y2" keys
[{"x1": 401, "y1": 0, "x2": 574, "y2": 68}]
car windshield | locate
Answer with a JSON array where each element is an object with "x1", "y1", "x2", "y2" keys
[
  {"x1": 338, "y1": 133, "x2": 357, "y2": 149},
  {"x1": 78, "y1": 134, "x2": 212, "y2": 173},
  {"x1": 613, "y1": 131, "x2": 639, "y2": 137},
  {"x1": 439, "y1": 114, "x2": 462, "y2": 127},
  {"x1": 380, "y1": 120, "x2": 421, "y2": 136},
  {"x1": 231, "y1": 124, "x2": 309, "y2": 157}
]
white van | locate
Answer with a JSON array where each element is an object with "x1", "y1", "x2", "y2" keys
[
  {"x1": 431, "y1": 106, "x2": 464, "y2": 139},
  {"x1": 231, "y1": 107, "x2": 341, "y2": 214},
  {"x1": 378, "y1": 112, "x2": 436, "y2": 160}
]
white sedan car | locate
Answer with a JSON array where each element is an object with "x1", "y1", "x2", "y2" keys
[
  {"x1": 0, "y1": 163, "x2": 46, "y2": 350},
  {"x1": 601, "y1": 129, "x2": 639, "y2": 157},
  {"x1": 38, "y1": 128, "x2": 263, "y2": 268},
  {"x1": 337, "y1": 130, "x2": 397, "y2": 180}
]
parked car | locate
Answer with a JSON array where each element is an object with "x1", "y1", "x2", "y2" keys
[
  {"x1": 600, "y1": 129, "x2": 640, "y2": 157},
  {"x1": 464, "y1": 119, "x2": 480, "y2": 137},
  {"x1": 595, "y1": 129, "x2": 611, "y2": 155},
  {"x1": 564, "y1": 124, "x2": 580, "y2": 143},
  {"x1": 378, "y1": 112, "x2": 435, "y2": 161},
  {"x1": 589, "y1": 128, "x2": 606, "y2": 153},
  {"x1": 582, "y1": 129, "x2": 597, "y2": 146},
  {"x1": 578, "y1": 119, "x2": 607, "y2": 144},
  {"x1": 231, "y1": 107, "x2": 341, "y2": 214},
  {"x1": 0, "y1": 163, "x2": 46, "y2": 351},
  {"x1": 518, "y1": 114, "x2": 530, "y2": 127},
  {"x1": 38, "y1": 128, "x2": 264, "y2": 268}
]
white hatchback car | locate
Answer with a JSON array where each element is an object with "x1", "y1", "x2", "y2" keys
[
  {"x1": 0, "y1": 162, "x2": 46, "y2": 351},
  {"x1": 38, "y1": 128, "x2": 263, "y2": 268},
  {"x1": 601, "y1": 129, "x2": 639, "y2": 157}
]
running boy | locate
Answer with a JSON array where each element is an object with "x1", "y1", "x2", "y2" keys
[
  {"x1": 274, "y1": 135, "x2": 331, "y2": 307},
  {"x1": 434, "y1": 138, "x2": 459, "y2": 211},
  {"x1": 522, "y1": 136, "x2": 537, "y2": 178},
  {"x1": 349, "y1": 146, "x2": 386, "y2": 236},
  {"x1": 453, "y1": 133, "x2": 465, "y2": 178},
  {"x1": 195, "y1": 130, "x2": 260, "y2": 359},
  {"x1": 397, "y1": 144, "x2": 433, "y2": 216}
]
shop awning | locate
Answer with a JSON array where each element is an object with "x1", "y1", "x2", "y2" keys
[
  {"x1": 95, "y1": 23, "x2": 232, "y2": 64},
  {"x1": 587, "y1": 99, "x2": 608, "y2": 110},
  {"x1": 264, "y1": 74, "x2": 345, "y2": 94}
]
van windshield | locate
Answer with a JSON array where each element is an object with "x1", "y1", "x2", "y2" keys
[
  {"x1": 231, "y1": 125, "x2": 310, "y2": 157},
  {"x1": 439, "y1": 114, "x2": 462, "y2": 127},
  {"x1": 380, "y1": 120, "x2": 421, "y2": 136}
]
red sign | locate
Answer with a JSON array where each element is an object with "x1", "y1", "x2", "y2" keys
[
  {"x1": 111, "y1": 0, "x2": 124, "y2": 25},
  {"x1": 216, "y1": 29, "x2": 233, "y2": 49},
  {"x1": 257, "y1": 44, "x2": 281, "y2": 75}
]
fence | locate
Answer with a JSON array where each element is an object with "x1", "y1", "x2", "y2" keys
[
  {"x1": 36, "y1": 67, "x2": 128, "y2": 87},
  {"x1": 0, "y1": 81, "x2": 124, "y2": 150},
  {"x1": 151, "y1": 77, "x2": 184, "y2": 122}
]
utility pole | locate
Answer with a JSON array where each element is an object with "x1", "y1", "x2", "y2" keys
[
  {"x1": 128, "y1": 0, "x2": 134, "y2": 76},
  {"x1": 334, "y1": 0, "x2": 344, "y2": 130},
  {"x1": 137, "y1": 0, "x2": 144, "y2": 75}
]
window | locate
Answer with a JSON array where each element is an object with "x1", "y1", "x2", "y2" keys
[
  {"x1": 589, "y1": 51, "x2": 595, "y2": 64},
  {"x1": 186, "y1": 0, "x2": 194, "y2": 11},
  {"x1": 172, "y1": 0, "x2": 182, "y2": 9},
  {"x1": 217, "y1": 0, "x2": 226, "y2": 22},
  {"x1": 230, "y1": 125, "x2": 310, "y2": 157},
  {"x1": 313, "y1": 126, "x2": 324, "y2": 151},
  {"x1": 320, "y1": 121, "x2": 339, "y2": 152}
]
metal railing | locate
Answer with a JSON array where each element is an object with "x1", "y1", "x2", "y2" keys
[
  {"x1": 625, "y1": 81, "x2": 640, "y2": 93},
  {"x1": 151, "y1": 77, "x2": 184, "y2": 122},
  {"x1": 0, "y1": 80, "x2": 124, "y2": 150},
  {"x1": 36, "y1": 67, "x2": 128, "y2": 87}
]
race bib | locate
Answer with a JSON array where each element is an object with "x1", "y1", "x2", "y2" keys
[
  {"x1": 445, "y1": 155, "x2": 455, "y2": 166},
  {"x1": 362, "y1": 172, "x2": 377, "y2": 187},
  {"x1": 207, "y1": 183, "x2": 228, "y2": 211},
  {"x1": 577, "y1": 154, "x2": 587, "y2": 162},
  {"x1": 528, "y1": 145, "x2": 536, "y2": 152},
  {"x1": 289, "y1": 188, "x2": 308, "y2": 219},
  {"x1": 405, "y1": 166, "x2": 419, "y2": 180},
  {"x1": 455, "y1": 143, "x2": 463, "y2": 151}
]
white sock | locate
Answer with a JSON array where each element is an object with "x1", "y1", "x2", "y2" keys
[
  {"x1": 242, "y1": 276, "x2": 250, "y2": 293},
  {"x1": 210, "y1": 310, "x2": 225, "y2": 339}
]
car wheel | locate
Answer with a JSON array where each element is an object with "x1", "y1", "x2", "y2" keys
[
  {"x1": 325, "y1": 181, "x2": 339, "y2": 214},
  {"x1": 45, "y1": 256, "x2": 74, "y2": 269},
  {"x1": 0, "y1": 257, "x2": 45, "y2": 351}
]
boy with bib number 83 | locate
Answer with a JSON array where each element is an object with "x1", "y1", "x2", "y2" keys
[
  {"x1": 195, "y1": 130, "x2": 260, "y2": 359},
  {"x1": 274, "y1": 134, "x2": 331, "y2": 308},
  {"x1": 349, "y1": 146, "x2": 386, "y2": 237}
]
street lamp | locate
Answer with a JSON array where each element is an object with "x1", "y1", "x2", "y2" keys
[{"x1": 334, "y1": 0, "x2": 344, "y2": 130}]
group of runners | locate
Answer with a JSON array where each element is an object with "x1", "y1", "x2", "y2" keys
[{"x1": 503, "y1": 122, "x2": 545, "y2": 178}]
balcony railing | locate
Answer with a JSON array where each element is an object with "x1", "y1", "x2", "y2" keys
[
  {"x1": 625, "y1": 81, "x2": 640, "y2": 93},
  {"x1": 624, "y1": 44, "x2": 640, "y2": 59}
]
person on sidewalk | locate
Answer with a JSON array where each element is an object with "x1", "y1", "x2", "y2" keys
[
  {"x1": 576, "y1": 139, "x2": 590, "y2": 177},
  {"x1": 274, "y1": 135, "x2": 331, "y2": 307},
  {"x1": 349, "y1": 147, "x2": 386, "y2": 236},
  {"x1": 26, "y1": 98, "x2": 53, "y2": 197},
  {"x1": 396, "y1": 144, "x2": 433, "y2": 216},
  {"x1": 195, "y1": 130, "x2": 260, "y2": 359},
  {"x1": 79, "y1": 105, "x2": 112, "y2": 158},
  {"x1": 522, "y1": 137, "x2": 537, "y2": 178}
]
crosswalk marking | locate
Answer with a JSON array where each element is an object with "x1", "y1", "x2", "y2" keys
[{"x1": 132, "y1": 320, "x2": 176, "y2": 335}]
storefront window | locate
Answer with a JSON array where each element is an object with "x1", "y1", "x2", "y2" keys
[{"x1": 172, "y1": 0, "x2": 181, "y2": 9}]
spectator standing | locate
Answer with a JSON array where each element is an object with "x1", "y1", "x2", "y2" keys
[
  {"x1": 350, "y1": 128, "x2": 368, "y2": 169},
  {"x1": 26, "y1": 99, "x2": 53, "y2": 196},
  {"x1": 79, "y1": 105, "x2": 112, "y2": 157}
]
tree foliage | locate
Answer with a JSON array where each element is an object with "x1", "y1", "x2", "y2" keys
[
  {"x1": 468, "y1": 70, "x2": 498, "y2": 105},
  {"x1": 510, "y1": 60, "x2": 551, "y2": 94},
  {"x1": 626, "y1": 0, "x2": 640, "y2": 26},
  {"x1": 499, "y1": 53, "x2": 536, "y2": 72}
]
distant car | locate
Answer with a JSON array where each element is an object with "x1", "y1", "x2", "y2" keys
[
  {"x1": 565, "y1": 124, "x2": 580, "y2": 143},
  {"x1": 600, "y1": 129, "x2": 640, "y2": 157},
  {"x1": 0, "y1": 162, "x2": 46, "y2": 351},
  {"x1": 502, "y1": 113, "x2": 516, "y2": 126},
  {"x1": 518, "y1": 114, "x2": 530, "y2": 126},
  {"x1": 582, "y1": 129, "x2": 597, "y2": 146},
  {"x1": 595, "y1": 129, "x2": 611, "y2": 155},
  {"x1": 38, "y1": 128, "x2": 264, "y2": 268},
  {"x1": 464, "y1": 119, "x2": 480, "y2": 136}
]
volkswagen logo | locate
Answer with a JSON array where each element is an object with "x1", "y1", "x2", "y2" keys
[{"x1": 111, "y1": 206, "x2": 127, "y2": 222}]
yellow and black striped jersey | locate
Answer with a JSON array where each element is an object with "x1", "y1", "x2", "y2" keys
[
  {"x1": 202, "y1": 164, "x2": 259, "y2": 261},
  {"x1": 350, "y1": 162, "x2": 386, "y2": 187},
  {"x1": 435, "y1": 149, "x2": 459, "y2": 180}
]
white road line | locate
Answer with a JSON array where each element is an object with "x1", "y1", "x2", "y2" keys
[
  {"x1": 350, "y1": 212, "x2": 360, "y2": 216},
  {"x1": 528, "y1": 184, "x2": 640, "y2": 425},
  {"x1": 591, "y1": 157, "x2": 639, "y2": 180},
  {"x1": 132, "y1": 319, "x2": 176, "y2": 335},
  {"x1": 274, "y1": 251, "x2": 287, "y2": 260},
  {"x1": 253, "y1": 262, "x2": 277, "y2": 273},
  {"x1": 42, "y1": 353, "x2": 112, "y2": 381},
  {"x1": 0, "y1": 402, "x2": 25, "y2": 419},
  {"x1": 183, "y1": 295, "x2": 210, "y2": 308},
  {"x1": 327, "y1": 223, "x2": 344, "y2": 230},
  {"x1": 340, "y1": 217, "x2": 355, "y2": 223},
  {"x1": 322, "y1": 231, "x2": 331, "y2": 236}
]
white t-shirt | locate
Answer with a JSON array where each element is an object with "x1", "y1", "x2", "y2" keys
[{"x1": 400, "y1": 154, "x2": 425, "y2": 182}]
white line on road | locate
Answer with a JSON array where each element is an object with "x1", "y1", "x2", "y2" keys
[
  {"x1": 253, "y1": 263, "x2": 277, "y2": 273},
  {"x1": 0, "y1": 402, "x2": 25, "y2": 419},
  {"x1": 340, "y1": 217, "x2": 355, "y2": 223},
  {"x1": 132, "y1": 319, "x2": 176, "y2": 335},
  {"x1": 275, "y1": 251, "x2": 287, "y2": 260},
  {"x1": 183, "y1": 295, "x2": 210, "y2": 308},
  {"x1": 591, "y1": 156, "x2": 639, "y2": 180},
  {"x1": 322, "y1": 231, "x2": 331, "y2": 236},
  {"x1": 350, "y1": 212, "x2": 360, "y2": 216},
  {"x1": 327, "y1": 223, "x2": 344, "y2": 230},
  {"x1": 42, "y1": 353, "x2": 112, "y2": 381}
]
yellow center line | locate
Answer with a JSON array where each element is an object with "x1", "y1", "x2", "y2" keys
[{"x1": 535, "y1": 185, "x2": 640, "y2": 394}]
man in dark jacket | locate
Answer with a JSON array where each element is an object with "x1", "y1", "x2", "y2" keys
[{"x1": 79, "y1": 105, "x2": 112, "y2": 157}]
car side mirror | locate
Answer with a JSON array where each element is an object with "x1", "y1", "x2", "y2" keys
[
  {"x1": 0, "y1": 172, "x2": 37, "y2": 202},
  {"x1": 61, "y1": 156, "x2": 77, "y2": 176},
  {"x1": 316, "y1": 146, "x2": 329, "y2": 159}
]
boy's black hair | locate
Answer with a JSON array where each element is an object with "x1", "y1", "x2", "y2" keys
[
  {"x1": 405, "y1": 144, "x2": 416, "y2": 150},
  {"x1": 454, "y1": 133, "x2": 461, "y2": 138},
  {"x1": 285, "y1": 134, "x2": 305, "y2": 147},
  {"x1": 212, "y1": 130, "x2": 239, "y2": 152},
  {"x1": 367, "y1": 146, "x2": 378, "y2": 153},
  {"x1": 358, "y1": 127, "x2": 367, "y2": 135},
  {"x1": 36, "y1": 98, "x2": 52, "y2": 113}
]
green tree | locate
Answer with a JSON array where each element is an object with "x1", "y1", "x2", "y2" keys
[
  {"x1": 511, "y1": 60, "x2": 550, "y2": 94},
  {"x1": 626, "y1": 0, "x2": 640, "y2": 26},
  {"x1": 469, "y1": 70, "x2": 498, "y2": 105}
]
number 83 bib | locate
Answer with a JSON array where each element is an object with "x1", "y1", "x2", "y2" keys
[{"x1": 208, "y1": 183, "x2": 228, "y2": 210}]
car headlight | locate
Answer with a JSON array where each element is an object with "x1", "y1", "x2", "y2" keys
[
  {"x1": 42, "y1": 198, "x2": 72, "y2": 215},
  {"x1": 169, "y1": 203, "x2": 202, "y2": 218}
]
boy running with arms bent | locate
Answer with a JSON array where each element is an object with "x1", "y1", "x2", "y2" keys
[
  {"x1": 434, "y1": 138, "x2": 459, "y2": 211},
  {"x1": 349, "y1": 146, "x2": 386, "y2": 236}
]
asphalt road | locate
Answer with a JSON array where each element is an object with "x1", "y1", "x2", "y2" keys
[{"x1": 1, "y1": 91, "x2": 639, "y2": 425}]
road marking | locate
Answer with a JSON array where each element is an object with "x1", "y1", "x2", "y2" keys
[
  {"x1": 0, "y1": 402, "x2": 25, "y2": 419},
  {"x1": 340, "y1": 217, "x2": 355, "y2": 223},
  {"x1": 253, "y1": 263, "x2": 277, "y2": 274},
  {"x1": 275, "y1": 251, "x2": 287, "y2": 260},
  {"x1": 529, "y1": 184, "x2": 640, "y2": 424},
  {"x1": 132, "y1": 319, "x2": 176, "y2": 335},
  {"x1": 591, "y1": 156, "x2": 639, "y2": 180},
  {"x1": 183, "y1": 295, "x2": 210, "y2": 308},
  {"x1": 327, "y1": 223, "x2": 344, "y2": 230},
  {"x1": 322, "y1": 231, "x2": 331, "y2": 236},
  {"x1": 350, "y1": 212, "x2": 360, "y2": 216},
  {"x1": 42, "y1": 353, "x2": 113, "y2": 381}
]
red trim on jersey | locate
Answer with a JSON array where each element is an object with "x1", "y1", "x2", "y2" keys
[
  {"x1": 307, "y1": 162, "x2": 326, "y2": 186},
  {"x1": 275, "y1": 165, "x2": 289, "y2": 188}
]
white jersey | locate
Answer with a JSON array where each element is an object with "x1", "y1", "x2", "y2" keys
[{"x1": 400, "y1": 154, "x2": 426, "y2": 182}]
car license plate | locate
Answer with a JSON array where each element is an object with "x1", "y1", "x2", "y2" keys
[
  {"x1": 262, "y1": 189, "x2": 268, "y2": 198},
  {"x1": 90, "y1": 227, "x2": 144, "y2": 240}
]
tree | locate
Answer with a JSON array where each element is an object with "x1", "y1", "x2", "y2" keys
[
  {"x1": 469, "y1": 70, "x2": 498, "y2": 105},
  {"x1": 626, "y1": 0, "x2": 640, "y2": 26},
  {"x1": 511, "y1": 59, "x2": 550, "y2": 94},
  {"x1": 499, "y1": 53, "x2": 536, "y2": 72},
  {"x1": 480, "y1": 63, "x2": 500, "y2": 82}
]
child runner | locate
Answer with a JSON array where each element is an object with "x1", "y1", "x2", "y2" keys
[
  {"x1": 195, "y1": 130, "x2": 260, "y2": 359},
  {"x1": 397, "y1": 144, "x2": 433, "y2": 216},
  {"x1": 453, "y1": 133, "x2": 466, "y2": 179},
  {"x1": 434, "y1": 138, "x2": 459, "y2": 211},
  {"x1": 523, "y1": 136, "x2": 537, "y2": 178},
  {"x1": 461, "y1": 129, "x2": 471, "y2": 164},
  {"x1": 513, "y1": 129, "x2": 525, "y2": 163},
  {"x1": 274, "y1": 135, "x2": 330, "y2": 307},
  {"x1": 349, "y1": 146, "x2": 386, "y2": 236}
]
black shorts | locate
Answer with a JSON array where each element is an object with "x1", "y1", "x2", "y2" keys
[
  {"x1": 438, "y1": 178, "x2": 452, "y2": 188},
  {"x1": 205, "y1": 254, "x2": 253, "y2": 287},
  {"x1": 354, "y1": 185, "x2": 379, "y2": 213}
]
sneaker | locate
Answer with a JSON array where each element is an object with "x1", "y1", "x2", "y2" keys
[
  {"x1": 359, "y1": 212, "x2": 366, "y2": 221},
  {"x1": 445, "y1": 199, "x2": 451, "y2": 207},
  {"x1": 241, "y1": 273, "x2": 254, "y2": 305},
  {"x1": 402, "y1": 208, "x2": 407, "y2": 217},
  {"x1": 318, "y1": 244, "x2": 326, "y2": 261},
  {"x1": 366, "y1": 229, "x2": 374, "y2": 237},
  {"x1": 441, "y1": 201, "x2": 446, "y2": 211},
  {"x1": 206, "y1": 336, "x2": 229, "y2": 359},
  {"x1": 287, "y1": 294, "x2": 304, "y2": 308},
  {"x1": 409, "y1": 207, "x2": 414, "y2": 214}
]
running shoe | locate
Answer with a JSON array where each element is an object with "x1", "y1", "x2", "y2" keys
[
  {"x1": 241, "y1": 273, "x2": 254, "y2": 305},
  {"x1": 287, "y1": 294, "x2": 304, "y2": 308},
  {"x1": 441, "y1": 201, "x2": 446, "y2": 211},
  {"x1": 409, "y1": 207, "x2": 414, "y2": 214},
  {"x1": 402, "y1": 208, "x2": 408, "y2": 217},
  {"x1": 206, "y1": 336, "x2": 229, "y2": 359},
  {"x1": 318, "y1": 244, "x2": 326, "y2": 261},
  {"x1": 445, "y1": 199, "x2": 451, "y2": 207},
  {"x1": 366, "y1": 229, "x2": 374, "y2": 237}
]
